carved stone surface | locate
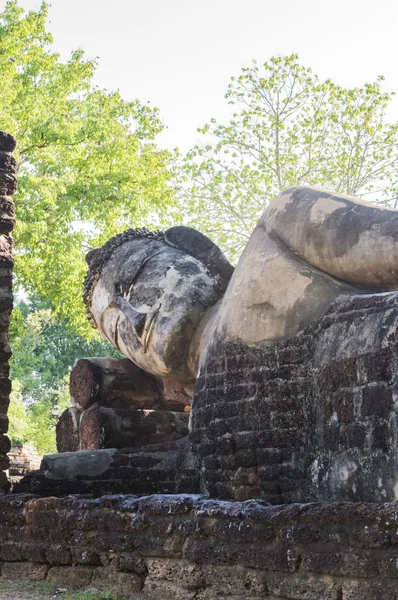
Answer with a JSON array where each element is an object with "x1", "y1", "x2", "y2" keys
[
  {"x1": 84, "y1": 227, "x2": 233, "y2": 382},
  {"x1": 84, "y1": 186, "x2": 398, "y2": 384}
]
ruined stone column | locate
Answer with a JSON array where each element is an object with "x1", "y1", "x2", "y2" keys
[
  {"x1": 69, "y1": 357, "x2": 189, "y2": 412},
  {"x1": 57, "y1": 357, "x2": 191, "y2": 452},
  {"x1": 0, "y1": 131, "x2": 17, "y2": 492}
]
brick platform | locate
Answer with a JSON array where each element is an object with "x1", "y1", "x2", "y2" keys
[{"x1": 2, "y1": 493, "x2": 398, "y2": 599}]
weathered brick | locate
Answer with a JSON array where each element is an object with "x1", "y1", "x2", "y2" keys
[
  {"x1": 2, "y1": 561, "x2": 48, "y2": 581},
  {"x1": 361, "y1": 385, "x2": 392, "y2": 417},
  {"x1": 332, "y1": 390, "x2": 355, "y2": 423},
  {"x1": 46, "y1": 545, "x2": 72, "y2": 565},
  {"x1": 301, "y1": 549, "x2": 378, "y2": 577},
  {"x1": 143, "y1": 579, "x2": 197, "y2": 600},
  {"x1": 91, "y1": 566, "x2": 142, "y2": 594},
  {"x1": 266, "y1": 572, "x2": 341, "y2": 600},
  {"x1": 342, "y1": 579, "x2": 398, "y2": 599},
  {"x1": 47, "y1": 565, "x2": 94, "y2": 587}
]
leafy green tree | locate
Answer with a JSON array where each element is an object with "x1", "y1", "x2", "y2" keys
[
  {"x1": 0, "y1": 1, "x2": 176, "y2": 335},
  {"x1": 7, "y1": 379, "x2": 33, "y2": 445},
  {"x1": 9, "y1": 297, "x2": 120, "y2": 454},
  {"x1": 182, "y1": 55, "x2": 398, "y2": 261}
]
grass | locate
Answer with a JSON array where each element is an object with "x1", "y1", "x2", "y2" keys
[{"x1": 0, "y1": 580, "x2": 151, "y2": 600}]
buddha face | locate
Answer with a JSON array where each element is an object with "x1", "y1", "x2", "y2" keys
[{"x1": 89, "y1": 237, "x2": 221, "y2": 380}]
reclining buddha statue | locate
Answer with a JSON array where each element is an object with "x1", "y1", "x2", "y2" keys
[
  {"x1": 23, "y1": 185, "x2": 398, "y2": 503},
  {"x1": 84, "y1": 185, "x2": 398, "y2": 384}
]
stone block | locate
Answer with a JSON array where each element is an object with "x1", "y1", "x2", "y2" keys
[
  {"x1": 361, "y1": 385, "x2": 392, "y2": 417},
  {"x1": 372, "y1": 424, "x2": 390, "y2": 452},
  {"x1": 0, "y1": 414, "x2": 8, "y2": 433},
  {"x1": 359, "y1": 349, "x2": 393, "y2": 383},
  {"x1": 143, "y1": 578, "x2": 197, "y2": 600},
  {"x1": 196, "y1": 594, "x2": 265, "y2": 600},
  {"x1": 342, "y1": 579, "x2": 398, "y2": 599},
  {"x1": 21, "y1": 544, "x2": 47, "y2": 563},
  {"x1": 70, "y1": 547, "x2": 101, "y2": 565},
  {"x1": 47, "y1": 565, "x2": 94, "y2": 587},
  {"x1": 147, "y1": 558, "x2": 204, "y2": 589},
  {"x1": 348, "y1": 525, "x2": 392, "y2": 549},
  {"x1": 266, "y1": 572, "x2": 341, "y2": 600},
  {"x1": 301, "y1": 549, "x2": 378, "y2": 577},
  {"x1": 2, "y1": 561, "x2": 48, "y2": 581},
  {"x1": 114, "y1": 552, "x2": 147, "y2": 575},
  {"x1": 200, "y1": 564, "x2": 267, "y2": 595},
  {"x1": 45, "y1": 545, "x2": 72, "y2": 565},
  {"x1": 332, "y1": 390, "x2": 355, "y2": 423},
  {"x1": 1, "y1": 541, "x2": 22, "y2": 561},
  {"x1": 0, "y1": 434, "x2": 10, "y2": 454},
  {"x1": 0, "y1": 454, "x2": 9, "y2": 471},
  {"x1": 378, "y1": 551, "x2": 398, "y2": 577},
  {"x1": 91, "y1": 566, "x2": 142, "y2": 594}
]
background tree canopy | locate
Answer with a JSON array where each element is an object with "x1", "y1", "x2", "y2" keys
[
  {"x1": 182, "y1": 55, "x2": 398, "y2": 261},
  {"x1": 9, "y1": 297, "x2": 121, "y2": 454},
  {"x1": 4, "y1": 3, "x2": 398, "y2": 453},
  {"x1": 0, "y1": 1, "x2": 176, "y2": 335}
]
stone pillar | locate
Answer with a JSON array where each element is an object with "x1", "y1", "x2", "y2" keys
[{"x1": 0, "y1": 131, "x2": 17, "y2": 493}]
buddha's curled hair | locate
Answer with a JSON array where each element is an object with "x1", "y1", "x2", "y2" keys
[{"x1": 83, "y1": 228, "x2": 166, "y2": 327}]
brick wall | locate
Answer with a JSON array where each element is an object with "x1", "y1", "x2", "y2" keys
[
  {"x1": 192, "y1": 292, "x2": 398, "y2": 504},
  {"x1": 2, "y1": 493, "x2": 398, "y2": 599},
  {"x1": 0, "y1": 132, "x2": 17, "y2": 493},
  {"x1": 8, "y1": 445, "x2": 42, "y2": 485}
]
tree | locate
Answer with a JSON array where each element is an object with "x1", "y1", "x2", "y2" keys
[
  {"x1": 7, "y1": 379, "x2": 33, "y2": 446},
  {"x1": 9, "y1": 297, "x2": 120, "y2": 454},
  {"x1": 181, "y1": 55, "x2": 398, "y2": 261},
  {"x1": 0, "y1": 2, "x2": 176, "y2": 335}
]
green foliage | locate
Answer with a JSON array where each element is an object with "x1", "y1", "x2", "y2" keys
[
  {"x1": 7, "y1": 379, "x2": 32, "y2": 444},
  {"x1": 181, "y1": 54, "x2": 398, "y2": 261},
  {"x1": 9, "y1": 297, "x2": 120, "y2": 454},
  {"x1": 0, "y1": 1, "x2": 176, "y2": 335}
]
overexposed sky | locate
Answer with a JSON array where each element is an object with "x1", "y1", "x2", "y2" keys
[{"x1": 16, "y1": 0, "x2": 398, "y2": 151}]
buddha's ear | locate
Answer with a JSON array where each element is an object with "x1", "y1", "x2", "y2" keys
[
  {"x1": 85, "y1": 248, "x2": 100, "y2": 265},
  {"x1": 164, "y1": 226, "x2": 234, "y2": 292}
]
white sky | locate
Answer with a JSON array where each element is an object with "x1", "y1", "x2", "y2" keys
[{"x1": 15, "y1": 0, "x2": 398, "y2": 152}]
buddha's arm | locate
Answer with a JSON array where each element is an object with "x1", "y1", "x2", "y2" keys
[{"x1": 264, "y1": 186, "x2": 398, "y2": 289}]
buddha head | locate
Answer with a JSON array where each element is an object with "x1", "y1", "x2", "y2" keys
[{"x1": 83, "y1": 226, "x2": 233, "y2": 381}]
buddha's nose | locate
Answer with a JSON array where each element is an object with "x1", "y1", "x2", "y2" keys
[{"x1": 108, "y1": 297, "x2": 147, "y2": 338}]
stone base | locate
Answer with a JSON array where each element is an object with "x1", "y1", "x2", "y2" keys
[{"x1": 2, "y1": 493, "x2": 398, "y2": 599}]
